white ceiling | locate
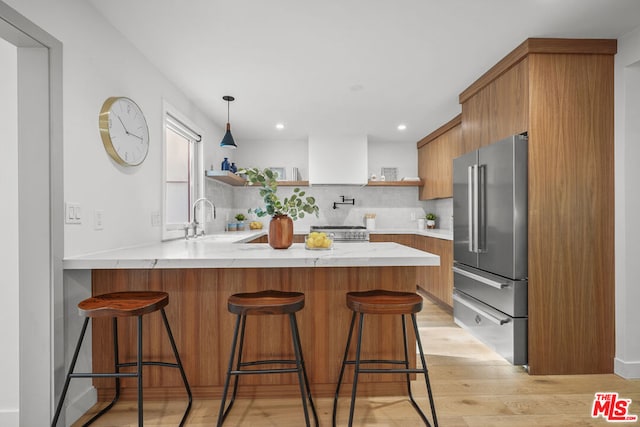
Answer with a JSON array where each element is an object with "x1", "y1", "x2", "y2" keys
[{"x1": 89, "y1": 0, "x2": 640, "y2": 145}]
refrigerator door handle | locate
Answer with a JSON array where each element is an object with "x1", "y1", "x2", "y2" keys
[
  {"x1": 472, "y1": 164, "x2": 479, "y2": 253},
  {"x1": 477, "y1": 164, "x2": 486, "y2": 252},
  {"x1": 453, "y1": 292, "x2": 511, "y2": 325},
  {"x1": 467, "y1": 165, "x2": 474, "y2": 252},
  {"x1": 453, "y1": 266, "x2": 510, "y2": 289}
]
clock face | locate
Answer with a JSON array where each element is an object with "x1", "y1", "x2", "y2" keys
[{"x1": 99, "y1": 97, "x2": 150, "y2": 166}]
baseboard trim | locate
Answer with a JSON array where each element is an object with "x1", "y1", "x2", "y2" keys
[
  {"x1": 64, "y1": 386, "x2": 97, "y2": 425},
  {"x1": 0, "y1": 410, "x2": 19, "y2": 427},
  {"x1": 614, "y1": 357, "x2": 640, "y2": 379}
]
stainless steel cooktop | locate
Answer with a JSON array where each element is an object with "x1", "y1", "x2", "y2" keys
[{"x1": 310, "y1": 225, "x2": 369, "y2": 241}]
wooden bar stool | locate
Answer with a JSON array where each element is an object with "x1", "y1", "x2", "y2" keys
[
  {"x1": 217, "y1": 290, "x2": 318, "y2": 427},
  {"x1": 332, "y1": 289, "x2": 438, "y2": 427},
  {"x1": 51, "y1": 291, "x2": 192, "y2": 427}
]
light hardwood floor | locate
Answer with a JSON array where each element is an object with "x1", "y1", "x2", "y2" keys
[{"x1": 73, "y1": 293, "x2": 639, "y2": 426}]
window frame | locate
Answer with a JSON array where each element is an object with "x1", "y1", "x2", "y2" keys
[{"x1": 161, "y1": 100, "x2": 204, "y2": 240}]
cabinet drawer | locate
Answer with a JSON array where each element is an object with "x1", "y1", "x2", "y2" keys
[{"x1": 453, "y1": 290, "x2": 527, "y2": 365}]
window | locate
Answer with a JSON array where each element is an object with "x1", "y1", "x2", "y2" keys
[{"x1": 162, "y1": 101, "x2": 204, "y2": 240}]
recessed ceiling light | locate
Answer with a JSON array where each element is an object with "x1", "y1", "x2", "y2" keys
[
  {"x1": 397, "y1": 124, "x2": 407, "y2": 131},
  {"x1": 275, "y1": 123, "x2": 285, "y2": 130}
]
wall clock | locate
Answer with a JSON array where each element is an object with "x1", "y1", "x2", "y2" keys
[{"x1": 99, "y1": 96, "x2": 150, "y2": 166}]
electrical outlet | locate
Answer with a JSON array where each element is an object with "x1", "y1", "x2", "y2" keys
[
  {"x1": 65, "y1": 202, "x2": 81, "y2": 224},
  {"x1": 94, "y1": 210, "x2": 104, "y2": 230},
  {"x1": 151, "y1": 211, "x2": 162, "y2": 227}
]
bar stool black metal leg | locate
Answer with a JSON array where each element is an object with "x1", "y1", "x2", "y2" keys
[
  {"x1": 228, "y1": 314, "x2": 247, "y2": 407},
  {"x1": 347, "y1": 313, "x2": 365, "y2": 427},
  {"x1": 402, "y1": 314, "x2": 430, "y2": 425},
  {"x1": 291, "y1": 312, "x2": 319, "y2": 427},
  {"x1": 332, "y1": 311, "x2": 357, "y2": 426},
  {"x1": 51, "y1": 317, "x2": 90, "y2": 427},
  {"x1": 82, "y1": 317, "x2": 122, "y2": 426},
  {"x1": 137, "y1": 315, "x2": 144, "y2": 427},
  {"x1": 217, "y1": 314, "x2": 242, "y2": 426},
  {"x1": 160, "y1": 308, "x2": 193, "y2": 426},
  {"x1": 289, "y1": 313, "x2": 312, "y2": 427},
  {"x1": 412, "y1": 313, "x2": 438, "y2": 427}
]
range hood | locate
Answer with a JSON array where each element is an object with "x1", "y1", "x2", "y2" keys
[{"x1": 308, "y1": 135, "x2": 368, "y2": 185}]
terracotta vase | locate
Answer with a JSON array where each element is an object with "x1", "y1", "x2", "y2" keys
[{"x1": 268, "y1": 214, "x2": 294, "y2": 249}]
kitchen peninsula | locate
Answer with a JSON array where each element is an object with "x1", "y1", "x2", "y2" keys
[{"x1": 63, "y1": 232, "x2": 440, "y2": 400}]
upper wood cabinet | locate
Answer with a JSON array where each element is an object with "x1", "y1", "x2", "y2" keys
[
  {"x1": 417, "y1": 114, "x2": 462, "y2": 200},
  {"x1": 458, "y1": 38, "x2": 617, "y2": 375},
  {"x1": 460, "y1": 58, "x2": 528, "y2": 151}
]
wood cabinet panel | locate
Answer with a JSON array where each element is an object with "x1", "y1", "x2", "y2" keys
[
  {"x1": 90, "y1": 266, "x2": 418, "y2": 400},
  {"x1": 461, "y1": 58, "x2": 528, "y2": 152},
  {"x1": 415, "y1": 236, "x2": 453, "y2": 307},
  {"x1": 372, "y1": 234, "x2": 453, "y2": 308},
  {"x1": 417, "y1": 115, "x2": 462, "y2": 200},
  {"x1": 527, "y1": 53, "x2": 614, "y2": 375},
  {"x1": 458, "y1": 38, "x2": 616, "y2": 374},
  {"x1": 369, "y1": 233, "x2": 415, "y2": 247}
]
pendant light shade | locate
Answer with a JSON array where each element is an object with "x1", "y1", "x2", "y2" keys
[{"x1": 220, "y1": 95, "x2": 237, "y2": 149}]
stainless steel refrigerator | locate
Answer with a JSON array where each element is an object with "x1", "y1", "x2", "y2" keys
[{"x1": 452, "y1": 133, "x2": 528, "y2": 365}]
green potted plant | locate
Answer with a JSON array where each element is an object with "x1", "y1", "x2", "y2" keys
[
  {"x1": 426, "y1": 213, "x2": 437, "y2": 229},
  {"x1": 240, "y1": 167, "x2": 320, "y2": 249},
  {"x1": 234, "y1": 213, "x2": 246, "y2": 231}
]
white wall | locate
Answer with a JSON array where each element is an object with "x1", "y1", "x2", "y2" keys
[
  {"x1": 5, "y1": 0, "x2": 223, "y2": 258},
  {"x1": 231, "y1": 139, "x2": 309, "y2": 179},
  {"x1": 230, "y1": 137, "x2": 418, "y2": 182},
  {"x1": 368, "y1": 138, "x2": 418, "y2": 180},
  {"x1": 615, "y1": 25, "x2": 640, "y2": 379},
  {"x1": 1, "y1": 0, "x2": 224, "y2": 424},
  {"x1": 0, "y1": 35, "x2": 19, "y2": 427}
]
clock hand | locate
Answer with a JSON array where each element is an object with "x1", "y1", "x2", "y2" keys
[
  {"x1": 129, "y1": 132, "x2": 143, "y2": 141},
  {"x1": 118, "y1": 116, "x2": 130, "y2": 135}
]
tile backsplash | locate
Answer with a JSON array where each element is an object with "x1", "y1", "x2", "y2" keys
[{"x1": 204, "y1": 179, "x2": 453, "y2": 233}]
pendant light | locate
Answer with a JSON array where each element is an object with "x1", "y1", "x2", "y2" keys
[{"x1": 220, "y1": 95, "x2": 237, "y2": 149}]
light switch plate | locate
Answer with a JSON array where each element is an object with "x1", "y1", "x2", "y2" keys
[
  {"x1": 151, "y1": 211, "x2": 162, "y2": 227},
  {"x1": 65, "y1": 202, "x2": 81, "y2": 224},
  {"x1": 94, "y1": 209, "x2": 104, "y2": 230}
]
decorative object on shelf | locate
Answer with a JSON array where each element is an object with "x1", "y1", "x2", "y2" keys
[
  {"x1": 221, "y1": 157, "x2": 230, "y2": 171},
  {"x1": 234, "y1": 213, "x2": 246, "y2": 231},
  {"x1": 381, "y1": 167, "x2": 398, "y2": 182},
  {"x1": 333, "y1": 195, "x2": 355, "y2": 209},
  {"x1": 240, "y1": 167, "x2": 320, "y2": 249},
  {"x1": 230, "y1": 162, "x2": 237, "y2": 173},
  {"x1": 98, "y1": 96, "x2": 150, "y2": 166},
  {"x1": 364, "y1": 213, "x2": 376, "y2": 230},
  {"x1": 268, "y1": 167, "x2": 286, "y2": 181},
  {"x1": 426, "y1": 213, "x2": 437, "y2": 229},
  {"x1": 370, "y1": 173, "x2": 377, "y2": 181},
  {"x1": 220, "y1": 95, "x2": 237, "y2": 148},
  {"x1": 287, "y1": 167, "x2": 300, "y2": 181}
]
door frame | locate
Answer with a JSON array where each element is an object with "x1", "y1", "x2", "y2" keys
[{"x1": 0, "y1": 2, "x2": 63, "y2": 425}]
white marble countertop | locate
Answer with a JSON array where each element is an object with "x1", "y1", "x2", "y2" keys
[{"x1": 63, "y1": 230, "x2": 440, "y2": 270}]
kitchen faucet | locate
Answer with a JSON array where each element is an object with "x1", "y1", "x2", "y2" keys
[{"x1": 185, "y1": 197, "x2": 216, "y2": 239}]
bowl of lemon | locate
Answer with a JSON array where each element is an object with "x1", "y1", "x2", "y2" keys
[{"x1": 305, "y1": 231, "x2": 334, "y2": 250}]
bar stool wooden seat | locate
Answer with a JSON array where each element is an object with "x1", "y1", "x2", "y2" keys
[
  {"x1": 332, "y1": 289, "x2": 438, "y2": 427},
  {"x1": 51, "y1": 291, "x2": 192, "y2": 427},
  {"x1": 217, "y1": 290, "x2": 318, "y2": 427}
]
